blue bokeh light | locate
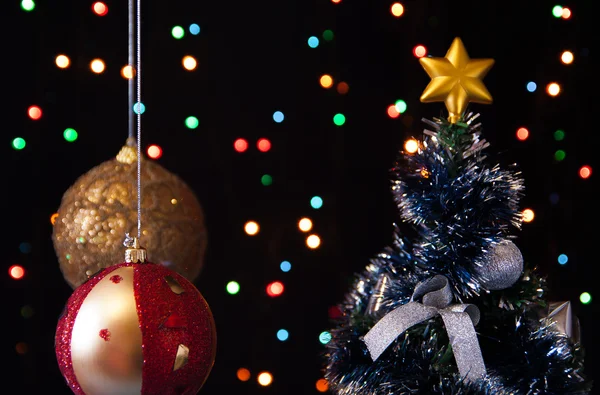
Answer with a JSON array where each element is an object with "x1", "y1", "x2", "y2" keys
[
  {"x1": 277, "y1": 329, "x2": 289, "y2": 341},
  {"x1": 189, "y1": 23, "x2": 200, "y2": 35},
  {"x1": 273, "y1": 111, "x2": 284, "y2": 123},
  {"x1": 526, "y1": 81, "x2": 537, "y2": 92},
  {"x1": 558, "y1": 254, "x2": 568, "y2": 265},
  {"x1": 307, "y1": 36, "x2": 319, "y2": 48},
  {"x1": 280, "y1": 260, "x2": 291, "y2": 272}
]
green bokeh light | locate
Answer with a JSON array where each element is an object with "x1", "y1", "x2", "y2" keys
[
  {"x1": 261, "y1": 174, "x2": 273, "y2": 186},
  {"x1": 319, "y1": 331, "x2": 332, "y2": 344},
  {"x1": 21, "y1": 0, "x2": 35, "y2": 11},
  {"x1": 580, "y1": 292, "x2": 591, "y2": 304},
  {"x1": 12, "y1": 137, "x2": 26, "y2": 150},
  {"x1": 333, "y1": 113, "x2": 346, "y2": 126},
  {"x1": 395, "y1": 99, "x2": 407, "y2": 113},
  {"x1": 185, "y1": 116, "x2": 199, "y2": 129},
  {"x1": 554, "y1": 129, "x2": 565, "y2": 141},
  {"x1": 226, "y1": 281, "x2": 240, "y2": 295},
  {"x1": 323, "y1": 29, "x2": 334, "y2": 41},
  {"x1": 63, "y1": 128, "x2": 78, "y2": 142},
  {"x1": 554, "y1": 150, "x2": 566, "y2": 161},
  {"x1": 552, "y1": 5, "x2": 563, "y2": 17},
  {"x1": 172, "y1": 26, "x2": 184, "y2": 39}
]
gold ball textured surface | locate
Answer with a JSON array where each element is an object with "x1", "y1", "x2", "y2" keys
[{"x1": 52, "y1": 146, "x2": 207, "y2": 289}]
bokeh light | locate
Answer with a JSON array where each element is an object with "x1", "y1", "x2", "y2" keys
[
  {"x1": 257, "y1": 372, "x2": 273, "y2": 386},
  {"x1": 319, "y1": 331, "x2": 332, "y2": 344},
  {"x1": 237, "y1": 368, "x2": 251, "y2": 382},
  {"x1": 310, "y1": 196, "x2": 323, "y2": 209},
  {"x1": 387, "y1": 104, "x2": 400, "y2": 118},
  {"x1": 133, "y1": 102, "x2": 145, "y2": 114},
  {"x1": 298, "y1": 218, "x2": 313, "y2": 232},
  {"x1": 9, "y1": 265, "x2": 25, "y2": 280},
  {"x1": 266, "y1": 281, "x2": 284, "y2": 297},
  {"x1": 320, "y1": 74, "x2": 333, "y2": 88},
  {"x1": 333, "y1": 113, "x2": 346, "y2": 126},
  {"x1": 244, "y1": 221, "x2": 259, "y2": 235},
  {"x1": 50, "y1": 213, "x2": 59, "y2": 225},
  {"x1": 172, "y1": 26, "x2": 184, "y2": 39},
  {"x1": 404, "y1": 138, "x2": 418, "y2": 154},
  {"x1": 121, "y1": 65, "x2": 135, "y2": 79},
  {"x1": 552, "y1": 5, "x2": 563, "y2": 18},
  {"x1": 189, "y1": 23, "x2": 200, "y2": 35},
  {"x1": 516, "y1": 127, "x2": 529, "y2": 141},
  {"x1": 280, "y1": 260, "x2": 291, "y2": 272},
  {"x1": 337, "y1": 82, "x2": 349, "y2": 94},
  {"x1": 554, "y1": 150, "x2": 566, "y2": 161},
  {"x1": 63, "y1": 128, "x2": 78, "y2": 142},
  {"x1": 234, "y1": 138, "x2": 248, "y2": 152},
  {"x1": 413, "y1": 45, "x2": 427, "y2": 58},
  {"x1": 331, "y1": 0, "x2": 341, "y2": 3},
  {"x1": 395, "y1": 99, "x2": 407, "y2": 113},
  {"x1": 579, "y1": 165, "x2": 592, "y2": 179},
  {"x1": 21, "y1": 0, "x2": 35, "y2": 11},
  {"x1": 580, "y1": 292, "x2": 591, "y2": 304},
  {"x1": 28, "y1": 105, "x2": 42, "y2": 120},
  {"x1": 21, "y1": 305, "x2": 34, "y2": 318},
  {"x1": 526, "y1": 81, "x2": 537, "y2": 92},
  {"x1": 261, "y1": 174, "x2": 273, "y2": 186},
  {"x1": 19, "y1": 242, "x2": 32, "y2": 254},
  {"x1": 308, "y1": 36, "x2": 319, "y2": 48},
  {"x1": 562, "y1": 7, "x2": 572, "y2": 19},
  {"x1": 306, "y1": 234, "x2": 321, "y2": 249},
  {"x1": 257, "y1": 138, "x2": 271, "y2": 152},
  {"x1": 276, "y1": 329, "x2": 289, "y2": 341},
  {"x1": 546, "y1": 82, "x2": 561, "y2": 96},
  {"x1": 561, "y1": 51, "x2": 574, "y2": 64},
  {"x1": 322, "y1": 29, "x2": 334, "y2": 41},
  {"x1": 92, "y1": 2, "x2": 108, "y2": 16},
  {"x1": 554, "y1": 130, "x2": 565, "y2": 141},
  {"x1": 147, "y1": 144, "x2": 162, "y2": 159},
  {"x1": 90, "y1": 59, "x2": 106, "y2": 73},
  {"x1": 558, "y1": 254, "x2": 568, "y2": 265},
  {"x1": 55, "y1": 55, "x2": 70, "y2": 69},
  {"x1": 522, "y1": 208, "x2": 535, "y2": 222},
  {"x1": 16, "y1": 342, "x2": 28, "y2": 355},
  {"x1": 391, "y1": 3, "x2": 404, "y2": 17},
  {"x1": 185, "y1": 116, "x2": 199, "y2": 129},
  {"x1": 182, "y1": 56, "x2": 197, "y2": 71},
  {"x1": 273, "y1": 111, "x2": 285, "y2": 123},
  {"x1": 316, "y1": 378, "x2": 329, "y2": 392},
  {"x1": 226, "y1": 281, "x2": 240, "y2": 295},
  {"x1": 12, "y1": 137, "x2": 26, "y2": 150}
]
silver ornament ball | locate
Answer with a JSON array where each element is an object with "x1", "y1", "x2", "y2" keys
[{"x1": 474, "y1": 239, "x2": 524, "y2": 291}]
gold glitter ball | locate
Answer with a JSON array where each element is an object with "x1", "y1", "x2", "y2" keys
[{"x1": 52, "y1": 139, "x2": 207, "y2": 289}]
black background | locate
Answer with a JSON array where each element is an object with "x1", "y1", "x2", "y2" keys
[{"x1": 1, "y1": 0, "x2": 597, "y2": 394}]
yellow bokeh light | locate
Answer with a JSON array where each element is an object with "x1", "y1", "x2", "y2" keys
[
  {"x1": 316, "y1": 378, "x2": 329, "y2": 392},
  {"x1": 257, "y1": 372, "x2": 273, "y2": 386},
  {"x1": 522, "y1": 209, "x2": 535, "y2": 223},
  {"x1": 237, "y1": 368, "x2": 251, "y2": 382},
  {"x1": 560, "y1": 51, "x2": 574, "y2": 65},
  {"x1": 55, "y1": 55, "x2": 70, "y2": 69},
  {"x1": 306, "y1": 234, "x2": 321, "y2": 249},
  {"x1": 121, "y1": 65, "x2": 135, "y2": 79},
  {"x1": 404, "y1": 138, "x2": 418, "y2": 154},
  {"x1": 182, "y1": 55, "x2": 197, "y2": 71},
  {"x1": 50, "y1": 212, "x2": 59, "y2": 225},
  {"x1": 391, "y1": 2, "x2": 404, "y2": 17},
  {"x1": 244, "y1": 221, "x2": 259, "y2": 235},
  {"x1": 298, "y1": 217, "x2": 313, "y2": 232},
  {"x1": 90, "y1": 59, "x2": 106, "y2": 73},
  {"x1": 546, "y1": 82, "x2": 561, "y2": 96},
  {"x1": 320, "y1": 74, "x2": 333, "y2": 88}
]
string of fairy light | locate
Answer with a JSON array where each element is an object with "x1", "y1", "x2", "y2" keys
[{"x1": 10, "y1": 0, "x2": 593, "y2": 391}]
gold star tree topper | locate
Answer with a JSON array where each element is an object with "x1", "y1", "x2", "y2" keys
[{"x1": 419, "y1": 37, "x2": 494, "y2": 123}]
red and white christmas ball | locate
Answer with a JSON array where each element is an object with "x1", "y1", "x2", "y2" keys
[{"x1": 55, "y1": 262, "x2": 216, "y2": 395}]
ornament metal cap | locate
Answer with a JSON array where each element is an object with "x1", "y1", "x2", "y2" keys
[{"x1": 124, "y1": 233, "x2": 147, "y2": 263}]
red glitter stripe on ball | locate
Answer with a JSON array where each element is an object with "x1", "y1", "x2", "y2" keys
[
  {"x1": 134, "y1": 263, "x2": 216, "y2": 394},
  {"x1": 55, "y1": 264, "x2": 124, "y2": 395}
]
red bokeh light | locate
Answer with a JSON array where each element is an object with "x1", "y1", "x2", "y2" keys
[
  {"x1": 147, "y1": 144, "x2": 162, "y2": 159},
  {"x1": 516, "y1": 127, "x2": 529, "y2": 141},
  {"x1": 93, "y1": 2, "x2": 108, "y2": 16},
  {"x1": 579, "y1": 165, "x2": 592, "y2": 179},
  {"x1": 328, "y1": 305, "x2": 342, "y2": 319},
  {"x1": 413, "y1": 45, "x2": 427, "y2": 58},
  {"x1": 266, "y1": 281, "x2": 284, "y2": 297},
  {"x1": 387, "y1": 104, "x2": 400, "y2": 118},
  {"x1": 28, "y1": 105, "x2": 42, "y2": 120},
  {"x1": 9, "y1": 265, "x2": 25, "y2": 280},
  {"x1": 257, "y1": 138, "x2": 271, "y2": 152},
  {"x1": 234, "y1": 138, "x2": 248, "y2": 153},
  {"x1": 561, "y1": 7, "x2": 571, "y2": 19}
]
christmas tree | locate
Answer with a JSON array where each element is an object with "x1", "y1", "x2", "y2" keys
[{"x1": 324, "y1": 37, "x2": 592, "y2": 394}]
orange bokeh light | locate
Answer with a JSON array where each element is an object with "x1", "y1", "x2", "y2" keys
[
  {"x1": 516, "y1": 127, "x2": 529, "y2": 141},
  {"x1": 121, "y1": 65, "x2": 135, "y2": 79},
  {"x1": 522, "y1": 208, "x2": 535, "y2": 223},
  {"x1": 55, "y1": 54, "x2": 70, "y2": 68},
  {"x1": 9, "y1": 265, "x2": 25, "y2": 280},
  {"x1": 561, "y1": 51, "x2": 574, "y2": 65},
  {"x1": 90, "y1": 59, "x2": 106, "y2": 73},
  {"x1": 182, "y1": 56, "x2": 197, "y2": 71},
  {"x1": 316, "y1": 378, "x2": 329, "y2": 392},
  {"x1": 50, "y1": 213, "x2": 59, "y2": 225},
  {"x1": 92, "y1": 2, "x2": 108, "y2": 16},
  {"x1": 579, "y1": 165, "x2": 592, "y2": 179},
  {"x1": 404, "y1": 138, "x2": 418, "y2": 154},
  {"x1": 237, "y1": 368, "x2": 251, "y2": 381},
  {"x1": 561, "y1": 7, "x2": 571, "y2": 19},
  {"x1": 546, "y1": 82, "x2": 561, "y2": 96},
  {"x1": 320, "y1": 74, "x2": 333, "y2": 88}
]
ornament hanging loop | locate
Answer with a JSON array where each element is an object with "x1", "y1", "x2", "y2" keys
[{"x1": 124, "y1": 233, "x2": 147, "y2": 263}]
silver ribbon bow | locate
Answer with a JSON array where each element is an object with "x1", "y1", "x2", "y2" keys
[{"x1": 362, "y1": 275, "x2": 486, "y2": 382}]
